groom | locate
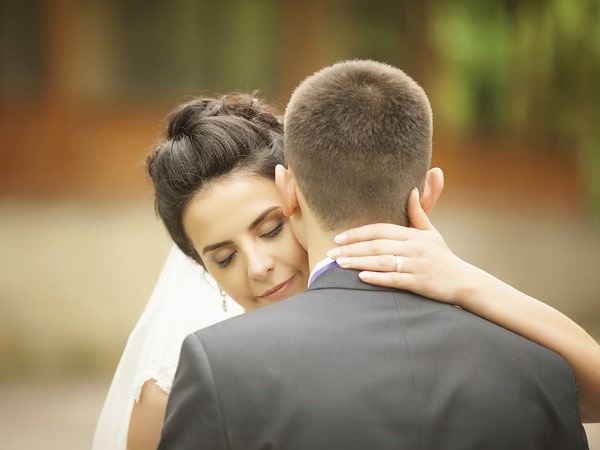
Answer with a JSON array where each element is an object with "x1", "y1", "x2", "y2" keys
[{"x1": 158, "y1": 60, "x2": 587, "y2": 449}]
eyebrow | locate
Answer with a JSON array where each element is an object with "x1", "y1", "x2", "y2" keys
[{"x1": 201, "y1": 206, "x2": 281, "y2": 255}]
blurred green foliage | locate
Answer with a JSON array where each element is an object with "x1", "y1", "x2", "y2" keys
[
  {"x1": 431, "y1": 0, "x2": 599, "y2": 216},
  {"x1": 434, "y1": 0, "x2": 598, "y2": 143}
]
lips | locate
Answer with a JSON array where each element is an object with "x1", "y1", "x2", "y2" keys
[{"x1": 259, "y1": 275, "x2": 295, "y2": 301}]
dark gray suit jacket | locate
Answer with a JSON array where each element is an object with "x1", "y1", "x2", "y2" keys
[{"x1": 158, "y1": 267, "x2": 588, "y2": 450}]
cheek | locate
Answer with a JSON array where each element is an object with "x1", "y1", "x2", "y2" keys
[
  {"x1": 206, "y1": 269, "x2": 243, "y2": 300},
  {"x1": 280, "y1": 232, "x2": 309, "y2": 273}
]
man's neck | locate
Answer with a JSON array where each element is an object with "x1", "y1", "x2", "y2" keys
[
  {"x1": 305, "y1": 228, "x2": 339, "y2": 273},
  {"x1": 291, "y1": 195, "x2": 343, "y2": 273}
]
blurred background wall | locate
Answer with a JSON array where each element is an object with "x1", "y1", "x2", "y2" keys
[{"x1": 0, "y1": 0, "x2": 599, "y2": 447}]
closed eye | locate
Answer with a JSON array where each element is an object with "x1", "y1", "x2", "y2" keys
[
  {"x1": 260, "y1": 221, "x2": 284, "y2": 239},
  {"x1": 216, "y1": 252, "x2": 235, "y2": 268}
]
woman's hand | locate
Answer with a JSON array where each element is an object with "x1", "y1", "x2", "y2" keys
[{"x1": 327, "y1": 188, "x2": 474, "y2": 304}]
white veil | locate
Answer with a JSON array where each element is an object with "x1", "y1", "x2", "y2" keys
[{"x1": 92, "y1": 244, "x2": 242, "y2": 450}]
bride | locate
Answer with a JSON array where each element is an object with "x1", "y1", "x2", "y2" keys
[{"x1": 92, "y1": 94, "x2": 600, "y2": 450}]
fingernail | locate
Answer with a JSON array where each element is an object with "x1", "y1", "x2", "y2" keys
[
  {"x1": 337, "y1": 257, "x2": 351, "y2": 267},
  {"x1": 326, "y1": 248, "x2": 340, "y2": 258},
  {"x1": 334, "y1": 233, "x2": 347, "y2": 244}
]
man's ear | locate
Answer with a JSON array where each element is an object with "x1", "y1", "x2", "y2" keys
[
  {"x1": 275, "y1": 164, "x2": 299, "y2": 218},
  {"x1": 419, "y1": 167, "x2": 444, "y2": 214}
]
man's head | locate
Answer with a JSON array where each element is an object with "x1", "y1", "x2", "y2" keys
[{"x1": 279, "y1": 60, "x2": 441, "y2": 235}]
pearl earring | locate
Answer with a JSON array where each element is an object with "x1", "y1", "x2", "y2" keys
[{"x1": 219, "y1": 288, "x2": 227, "y2": 312}]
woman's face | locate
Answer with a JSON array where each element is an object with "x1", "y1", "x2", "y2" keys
[{"x1": 182, "y1": 174, "x2": 309, "y2": 311}]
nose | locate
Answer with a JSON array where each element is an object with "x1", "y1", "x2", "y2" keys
[{"x1": 246, "y1": 247, "x2": 275, "y2": 281}]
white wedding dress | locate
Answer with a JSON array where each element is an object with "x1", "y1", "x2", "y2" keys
[{"x1": 92, "y1": 245, "x2": 242, "y2": 450}]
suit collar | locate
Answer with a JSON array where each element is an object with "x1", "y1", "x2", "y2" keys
[{"x1": 308, "y1": 265, "x2": 394, "y2": 293}]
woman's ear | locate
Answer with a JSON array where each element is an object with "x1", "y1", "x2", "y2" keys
[
  {"x1": 419, "y1": 167, "x2": 444, "y2": 214},
  {"x1": 275, "y1": 164, "x2": 299, "y2": 217}
]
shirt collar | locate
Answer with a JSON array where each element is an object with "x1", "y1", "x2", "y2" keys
[{"x1": 308, "y1": 257, "x2": 339, "y2": 287}]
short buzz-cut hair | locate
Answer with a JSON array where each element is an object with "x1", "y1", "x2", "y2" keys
[{"x1": 283, "y1": 59, "x2": 432, "y2": 230}]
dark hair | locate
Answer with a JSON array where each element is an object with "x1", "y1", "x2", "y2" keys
[
  {"x1": 146, "y1": 94, "x2": 285, "y2": 265},
  {"x1": 284, "y1": 60, "x2": 432, "y2": 230}
]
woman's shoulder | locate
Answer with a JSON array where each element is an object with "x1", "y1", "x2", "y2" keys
[
  {"x1": 133, "y1": 356, "x2": 177, "y2": 401},
  {"x1": 127, "y1": 379, "x2": 169, "y2": 450}
]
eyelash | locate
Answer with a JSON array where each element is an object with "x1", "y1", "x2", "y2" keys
[
  {"x1": 217, "y1": 254, "x2": 235, "y2": 269},
  {"x1": 215, "y1": 221, "x2": 284, "y2": 268},
  {"x1": 260, "y1": 221, "x2": 284, "y2": 240}
]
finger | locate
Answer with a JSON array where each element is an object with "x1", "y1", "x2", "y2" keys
[
  {"x1": 328, "y1": 240, "x2": 407, "y2": 259},
  {"x1": 337, "y1": 254, "x2": 410, "y2": 274},
  {"x1": 334, "y1": 223, "x2": 412, "y2": 245},
  {"x1": 357, "y1": 271, "x2": 415, "y2": 290},
  {"x1": 407, "y1": 188, "x2": 435, "y2": 231}
]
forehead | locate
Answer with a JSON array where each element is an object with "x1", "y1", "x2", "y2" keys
[{"x1": 182, "y1": 175, "x2": 281, "y2": 245}]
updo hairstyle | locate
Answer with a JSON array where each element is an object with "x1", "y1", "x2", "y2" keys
[{"x1": 146, "y1": 93, "x2": 284, "y2": 265}]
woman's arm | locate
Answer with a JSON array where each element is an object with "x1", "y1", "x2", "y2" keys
[
  {"x1": 328, "y1": 188, "x2": 600, "y2": 423},
  {"x1": 127, "y1": 380, "x2": 168, "y2": 450}
]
